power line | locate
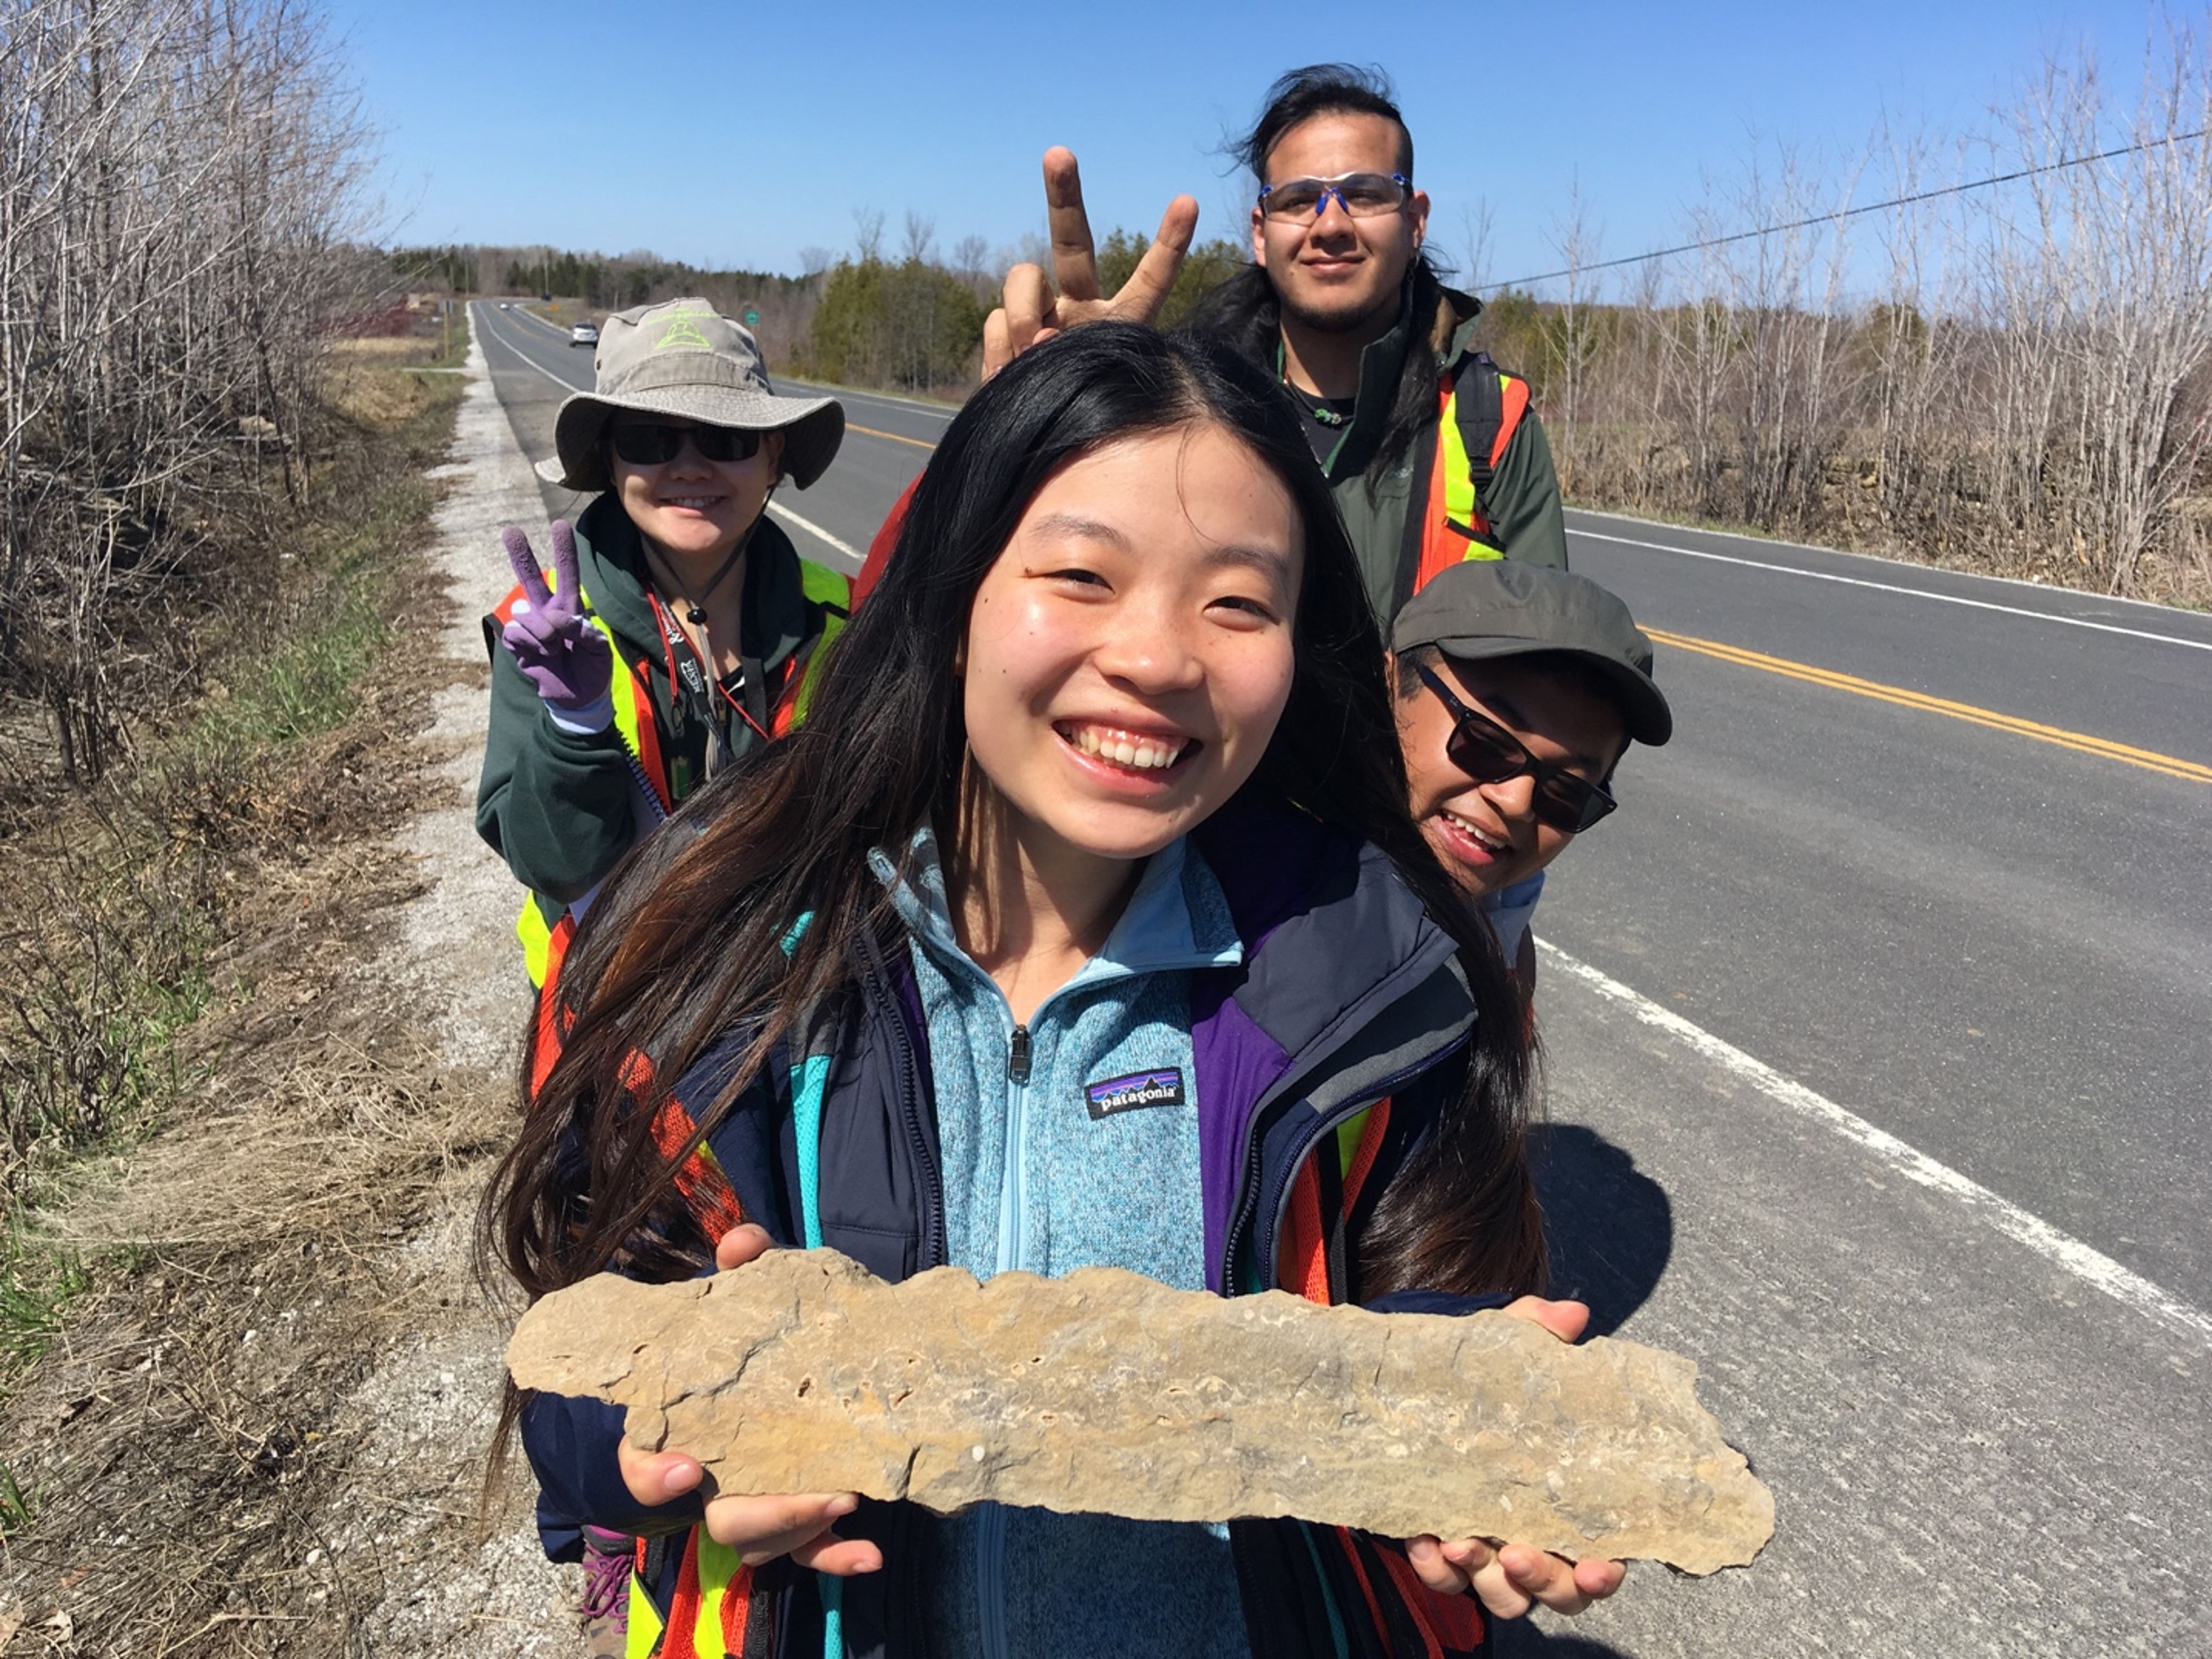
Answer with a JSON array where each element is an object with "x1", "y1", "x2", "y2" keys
[{"x1": 1488, "y1": 126, "x2": 2210, "y2": 290}]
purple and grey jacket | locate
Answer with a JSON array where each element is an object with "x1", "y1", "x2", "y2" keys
[{"x1": 521, "y1": 799, "x2": 1516, "y2": 1659}]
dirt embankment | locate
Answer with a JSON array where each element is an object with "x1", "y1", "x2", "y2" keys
[{"x1": 0, "y1": 337, "x2": 582, "y2": 1655}]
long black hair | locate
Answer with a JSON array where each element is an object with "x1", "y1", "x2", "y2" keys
[
  {"x1": 1181, "y1": 63, "x2": 1453, "y2": 495},
  {"x1": 486, "y1": 323, "x2": 1539, "y2": 1306}
]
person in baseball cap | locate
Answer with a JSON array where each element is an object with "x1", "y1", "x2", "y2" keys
[{"x1": 1389, "y1": 559, "x2": 1671, "y2": 985}]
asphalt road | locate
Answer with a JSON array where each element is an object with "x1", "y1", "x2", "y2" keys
[{"x1": 466, "y1": 301, "x2": 2212, "y2": 1658}]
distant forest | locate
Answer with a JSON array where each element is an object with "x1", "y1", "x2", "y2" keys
[{"x1": 387, "y1": 223, "x2": 1247, "y2": 401}]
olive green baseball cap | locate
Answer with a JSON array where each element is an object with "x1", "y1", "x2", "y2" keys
[
  {"x1": 1392, "y1": 560, "x2": 1673, "y2": 745},
  {"x1": 537, "y1": 298, "x2": 845, "y2": 492}
]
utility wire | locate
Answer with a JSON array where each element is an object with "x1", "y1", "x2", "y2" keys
[{"x1": 1489, "y1": 126, "x2": 2210, "y2": 289}]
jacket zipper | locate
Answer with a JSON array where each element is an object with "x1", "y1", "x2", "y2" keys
[
  {"x1": 1224, "y1": 1044, "x2": 1463, "y2": 1300},
  {"x1": 1215, "y1": 945, "x2": 1463, "y2": 1295},
  {"x1": 977, "y1": 1018, "x2": 1035, "y2": 1659},
  {"x1": 861, "y1": 939, "x2": 943, "y2": 1659}
]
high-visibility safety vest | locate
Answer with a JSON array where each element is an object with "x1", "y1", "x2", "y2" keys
[
  {"x1": 491, "y1": 558, "x2": 851, "y2": 1094},
  {"x1": 1411, "y1": 350, "x2": 1531, "y2": 594}
]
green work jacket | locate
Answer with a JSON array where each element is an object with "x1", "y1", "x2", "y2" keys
[{"x1": 1303, "y1": 283, "x2": 1569, "y2": 622}]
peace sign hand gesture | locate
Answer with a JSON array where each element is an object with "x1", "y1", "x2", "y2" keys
[
  {"x1": 499, "y1": 519, "x2": 613, "y2": 713},
  {"x1": 982, "y1": 148, "x2": 1199, "y2": 379}
]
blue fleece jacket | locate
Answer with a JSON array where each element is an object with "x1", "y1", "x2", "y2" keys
[{"x1": 880, "y1": 831, "x2": 1249, "y2": 1659}]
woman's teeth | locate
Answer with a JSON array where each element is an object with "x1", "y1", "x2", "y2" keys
[
  {"x1": 663, "y1": 496, "x2": 721, "y2": 509},
  {"x1": 1443, "y1": 809, "x2": 1506, "y2": 853},
  {"x1": 1063, "y1": 724, "x2": 1188, "y2": 770}
]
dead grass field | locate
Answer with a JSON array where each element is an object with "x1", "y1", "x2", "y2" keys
[{"x1": 0, "y1": 330, "x2": 571, "y2": 1655}]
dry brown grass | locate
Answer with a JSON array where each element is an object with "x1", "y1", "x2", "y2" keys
[
  {"x1": 0, "y1": 1053, "x2": 519, "y2": 1656},
  {"x1": 0, "y1": 346, "x2": 548, "y2": 1657}
]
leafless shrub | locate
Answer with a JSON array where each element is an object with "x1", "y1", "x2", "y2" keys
[
  {"x1": 1482, "y1": 24, "x2": 2212, "y2": 602},
  {"x1": 0, "y1": 0, "x2": 375, "y2": 787}
]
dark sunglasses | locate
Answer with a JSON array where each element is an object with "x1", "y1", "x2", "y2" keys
[
  {"x1": 1415, "y1": 662, "x2": 1617, "y2": 835},
  {"x1": 609, "y1": 421, "x2": 761, "y2": 466}
]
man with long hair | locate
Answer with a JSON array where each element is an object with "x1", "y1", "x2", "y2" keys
[{"x1": 986, "y1": 64, "x2": 1571, "y2": 625}]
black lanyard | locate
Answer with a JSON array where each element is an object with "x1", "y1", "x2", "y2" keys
[{"x1": 647, "y1": 591, "x2": 772, "y2": 762}]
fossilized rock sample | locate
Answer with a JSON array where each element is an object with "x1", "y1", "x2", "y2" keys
[{"x1": 507, "y1": 1249, "x2": 1773, "y2": 1574}]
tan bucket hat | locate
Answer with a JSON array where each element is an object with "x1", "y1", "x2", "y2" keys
[{"x1": 536, "y1": 298, "x2": 845, "y2": 492}]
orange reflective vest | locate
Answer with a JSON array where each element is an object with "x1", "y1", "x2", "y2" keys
[{"x1": 1411, "y1": 350, "x2": 1531, "y2": 595}]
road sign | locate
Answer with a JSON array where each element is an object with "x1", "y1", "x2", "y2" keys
[{"x1": 742, "y1": 308, "x2": 761, "y2": 328}]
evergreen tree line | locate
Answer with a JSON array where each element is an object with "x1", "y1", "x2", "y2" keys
[{"x1": 397, "y1": 218, "x2": 1248, "y2": 399}]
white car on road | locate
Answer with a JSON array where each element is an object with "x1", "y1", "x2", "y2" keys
[{"x1": 570, "y1": 322, "x2": 599, "y2": 347}]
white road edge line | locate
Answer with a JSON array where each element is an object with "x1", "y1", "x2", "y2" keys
[
  {"x1": 767, "y1": 501, "x2": 860, "y2": 566},
  {"x1": 473, "y1": 306, "x2": 587, "y2": 396},
  {"x1": 1569, "y1": 504, "x2": 2199, "y2": 616},
  {"x1": 1537, "y1": 937, "x2": 2212, "y2": 1351},
  {"x1": 1570, "y1": 527, "x2": 2212, "y2": 653},
  {"x1": 781, "y1": 377, "x2": 957, "y2": 420}
]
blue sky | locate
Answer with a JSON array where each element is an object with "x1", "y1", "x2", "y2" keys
[{"x1": 332, "y1": 0, "x2": 2162, "y2": 296}]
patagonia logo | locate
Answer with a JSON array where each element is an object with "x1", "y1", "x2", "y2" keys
[{"x1": 1085, "y1": 1068, "x2": 1186, "y2": 1120}]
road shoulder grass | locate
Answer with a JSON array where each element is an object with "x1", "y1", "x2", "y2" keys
[{"x1": 0, "y1": 315, "x2": 560, "y2": 1653}]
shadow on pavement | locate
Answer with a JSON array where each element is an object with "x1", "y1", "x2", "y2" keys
[
  {"x1": 1530, "y1": 1123, "x2": 1673, "y2": 1338},
  {"x1": 1490, "y1": 1622, "x2": 1635, "y2": 1657}
]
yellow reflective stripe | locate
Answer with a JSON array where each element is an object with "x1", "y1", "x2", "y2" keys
[
  {"x1": 788, "y1": 558, "x2": 852, "y2": 728},
  {"x1": 1436, "y1": 374, "x2": 1514, "y2": 563},
  {"x1": 798, "y1": 556, "x2": 852, "y2": 610},
  {"x1": 511, "y1": 582, "x2": 649, "y2": 986},
  {"x1": 516, "y1": 897, "x2": 553, "y2": 987},
  {"x1": 596, "y1": 616, "x2": 649, "y2": 770},
  {"x1": 1333, "y1": 1107, "x2": 1372, "y2": 1181},
  {"x1": 624, "y1": 1568, "x2": 664, "y2": 1659},
  {"x1": 1438, "y1": 389, "x2": 1478, "y2": 530},
  {"x1": 691, "y1": 1533, "x2": 743, "y2": 1658},
  {"x1": 789, "y1": 607, "x2": 845, "y2": 725}
]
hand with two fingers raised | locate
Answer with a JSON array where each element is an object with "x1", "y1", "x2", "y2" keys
[
  {"x1": 982, "y1": 147, "x2": 1199, "y2": 379},
  {"x1": 614, "y1": 1223, "x2": 882, "y2": 1577},
  {"x1": 1403, "y1": 1296, "x2": 1628, "y2": 1620},
  {"x1": 499, "y1": 519, "x2": 613, "y2": 712}
]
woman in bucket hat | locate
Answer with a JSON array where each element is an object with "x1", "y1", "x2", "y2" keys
[
  {"x1": 477, "y1": 297, "x2": 851, "y2": 1006},
  {"x1": 475, "y1": 298, "x2": 850, "y2": 1649}
]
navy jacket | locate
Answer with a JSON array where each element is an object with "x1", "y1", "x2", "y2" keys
[{"x1": 522, "y1": 800, "x2": 1514, "y2": 1658}]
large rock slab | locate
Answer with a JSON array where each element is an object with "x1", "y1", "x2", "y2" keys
[{"x1": 507, "y1": 1249, "x2": 1773, "y2": 1574}]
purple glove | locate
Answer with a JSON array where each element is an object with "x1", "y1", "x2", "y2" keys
[{"x1": 499, "y1": 519, "x2": 612, "y2": 712}]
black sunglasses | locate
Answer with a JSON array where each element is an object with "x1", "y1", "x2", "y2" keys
[
  {"x1": 1414, "y1": 662, "x2": 1617, "y2": 834},
  {"x1": 609, "y1": 421, "x2": 761, "y2": 466}
]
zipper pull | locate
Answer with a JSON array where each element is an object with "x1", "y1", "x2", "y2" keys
[{"x1": 1007, "y1": 1024, "x2": 1032, "y2": 1085}]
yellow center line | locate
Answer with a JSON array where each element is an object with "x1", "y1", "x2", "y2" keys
[
  {"x1": 1647, "y1": 627, "x2": 2212, "y2": 784},
  {"x1": 847, "y1": 421, "x2": 936, "y2": 450}
]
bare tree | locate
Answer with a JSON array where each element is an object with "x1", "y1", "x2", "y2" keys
[
  {"x1": 1541, "y1": 176, "x2": 1602, "y2": 492},
  {"x1": 851, "y1": 207, "x2": 884, "y2": 264},
  {"x1": 1, "y1": 0, "x2": 375, "y2": 785},
  {"x1": 1458, "y1": 199, "x2": 1495, "y2": 294},
  {"x1": 901, "y1": 210, "x2": 937, "y2": 266}
]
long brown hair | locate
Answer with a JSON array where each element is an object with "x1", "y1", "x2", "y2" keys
[{"x1": 483, "y1": 323, "x2": 1541, "y2": 1309}]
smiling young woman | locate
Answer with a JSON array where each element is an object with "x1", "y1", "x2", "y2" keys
[
  {"x1": 476, "y1": 298, "x2": 850, "y2": 1008},
  {"x1": 491, "y1": 324, "x2": 1625, "y2": 1659}
]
